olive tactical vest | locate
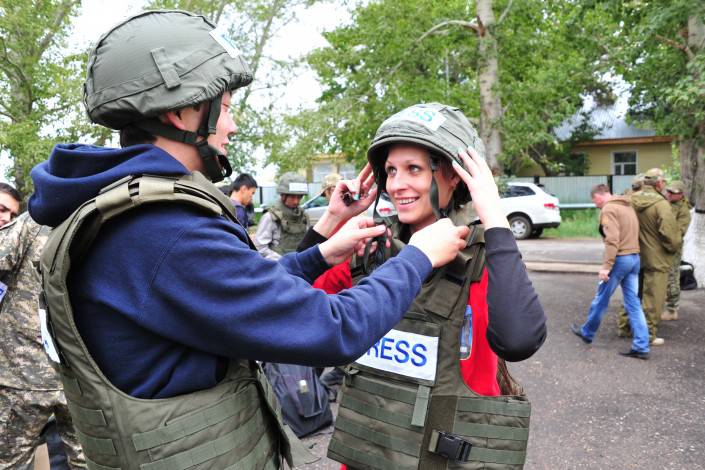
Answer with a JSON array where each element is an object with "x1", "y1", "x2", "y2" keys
[
  {"x1": 328, "y1": 206, "x2": 531, "y2": 470},
  {"x1": 39, "y1": 172, "x2": 313, "y2": 470},
  {"x1": 269, "y1": 201, "x2": 308, "y2": 255}
]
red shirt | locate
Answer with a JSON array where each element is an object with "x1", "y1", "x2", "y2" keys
[{"x1": 313, "y1": 261, "x2": 500, "y2": 396}]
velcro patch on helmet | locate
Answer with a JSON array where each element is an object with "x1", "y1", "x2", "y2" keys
[
  {"x1": 288, "y1": 182, "x2": 308, "y2": 193},
  {"x1": 382, "y1": 106, "x2": 447, "y2": 131},
  {"x1": 209, "y1": 26, "x2": 242, "y2": 58}
]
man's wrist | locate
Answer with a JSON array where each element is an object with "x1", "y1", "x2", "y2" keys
[{"x1": 314, "y1": 212, "x2": 345, "y2": 238}]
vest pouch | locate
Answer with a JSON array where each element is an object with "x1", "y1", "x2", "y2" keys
[{"x1": 130, "y1": 383, "x2": 281, "y2": 470}]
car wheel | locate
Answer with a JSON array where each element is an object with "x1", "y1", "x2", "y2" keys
[
  {"x1": 509, "y1": 215, "x2": 532, "y2": 240},
  {"x1": 530, "y1": 228, "x2": 544, "y2": 238}
]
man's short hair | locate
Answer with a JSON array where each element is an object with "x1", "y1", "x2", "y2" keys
[
  {"x1": 231, "y1": 173, "x2": 258, "y2": 193},
  {"x1": 590, "y1": 184, "x2": 611, "y2": 197},
  {"x1": 0, "y1": 183, "x2": 21, "y2": 203}
]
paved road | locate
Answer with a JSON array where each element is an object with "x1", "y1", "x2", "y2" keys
[
  {"x1": 517, "y1": 238, "x2": 602, "y2": 264},
  {"x1": 298, "y1": 270, "x2": 705, "y2": 469}
]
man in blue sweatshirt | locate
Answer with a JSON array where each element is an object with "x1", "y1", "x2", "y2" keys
[{"x1": 28, "y1": 11, "x2": 470, "y2": 469}]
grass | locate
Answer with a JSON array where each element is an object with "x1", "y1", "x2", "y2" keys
[{"x1": 543, "y1": 208, "x2": 601, "y2": 239}]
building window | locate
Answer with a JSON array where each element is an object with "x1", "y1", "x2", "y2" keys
[
  {"x1": 339, "y1": 163, "x2": 356, "y2": 179},
  {"x1": 312, "y1": 163, "x2": 333, "y2": 183},
  {"x1": 613, "y1": 151, "x2": 637, "y2": 175}
]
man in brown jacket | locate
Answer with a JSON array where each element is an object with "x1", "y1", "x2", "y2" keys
[
  {"x1": 571, "y1": 184, "x2": 650, "y2": 358},
  {"x1": 663, "y1": 180, "x2": 692, "y2": 320}
]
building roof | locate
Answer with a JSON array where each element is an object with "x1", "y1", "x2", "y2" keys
[{"x1": 555, "y1": 102, "x2": 657, "y2": 142}]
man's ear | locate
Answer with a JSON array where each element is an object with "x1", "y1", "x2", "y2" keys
[{"x1": 163, "y1": 110, "x2": 188, "y2": 130}]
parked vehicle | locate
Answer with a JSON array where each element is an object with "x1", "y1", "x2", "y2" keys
[{"x1": 500, "y1": 182, "x2": 561, "y2": 239}]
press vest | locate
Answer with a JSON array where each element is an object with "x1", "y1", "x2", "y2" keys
[
  {"x1": 39, "y1": 173, "x2": 307, "y2": 470},
  {"x1": 328, "y1": 206, "x2": 531, "y2": 470},
  {"x1": 269, "y1": 201, "x2": 308, "y2": 254}
]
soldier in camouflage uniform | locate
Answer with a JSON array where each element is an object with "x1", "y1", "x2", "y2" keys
[
  {"x1": 0, "y1": 212, "x2": 85, "y2": 469},
  {"x1": 662, "y1": 181, "x2": 692, "y2": 321}
]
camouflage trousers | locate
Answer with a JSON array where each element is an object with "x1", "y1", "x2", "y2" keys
[
  {"x1": 665, "y1": 249, "x2": 682, "y2": 314},
  {"x1": 0, "y1": 386, "x2": 85, "y2": 469}
]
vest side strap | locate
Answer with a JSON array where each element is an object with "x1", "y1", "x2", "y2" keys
[
  {"x1": 349, "y1": 374, "x2": 417, "y2": 405},
  {"x1": 131, "y1": 385, "x2": 258, "y2": 451},
  {"x1": 411, "y1": 384, "x2": 431, "y2": 427},
  {"x1": 85, "y1": 456, "x2": 120, "y2": 470},
  {"x1": 453, "y1": 421, "x2": 530, "y2": 441},
  {"x1": 334, "y1": 417, "x2": 421, "y2": 457},
  {"x1": 341, "y1": 393, "x2": 414, "y2": 429},
  {"x1": 469, "y1": 447, "x2": 527, "y2": 465},
  {"x1": 456, "y1": 397, "x2": 531, "y2": 417},
  {"x1": 76, "y1": 429, "x2": 117, "y2": 456},
  {"x1": 328, "y1": 440, "x2": 400, "y2": 470},
  {"x1": 61, "y1": 375, "x2": 82, "y2": 397},
  {"x1": 95, "y1": 181, "x2": 133, "y2": 220},
  {"x1": 67, "y1": 402, "x2": 107, "y2": 427},
  {"x1": 140, "y1": 408, "x2": 267, "y2": 470}
]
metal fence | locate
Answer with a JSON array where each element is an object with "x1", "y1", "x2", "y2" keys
[{"x1": 512, "y1": 175, "x2": 636, "y2": 208}]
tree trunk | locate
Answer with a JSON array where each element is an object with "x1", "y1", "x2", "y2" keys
[
  {"x1": 476, "y1": 0, "x2": 502, "y2": 173},
  {"x1": 681, "y1": 15, "x2": 705, "y2": 288}
]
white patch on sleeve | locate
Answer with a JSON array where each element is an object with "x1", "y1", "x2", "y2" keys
[
  {"x1": 39, "y1": 308, "x2": 61, "y2": 364},
  {"x1": 355, "y1": 329, "x2": 438, "y2": 381},
  {"x1": 382, "y1": 106, "x2": 447, "y2": 131},
  {"x1": 0, "y1": 281, "x2": 7, "y2": 303},
  {"x1": 209, "y1": 27, "x2": 242, "y2": 58}
]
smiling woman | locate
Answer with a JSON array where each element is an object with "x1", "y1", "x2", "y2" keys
[{"x1": 313, "y1": 102, "x2": 547, "y2": 470}]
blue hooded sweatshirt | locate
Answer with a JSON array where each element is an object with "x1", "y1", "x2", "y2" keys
[{"x1": 29, "y1": 144, "x2": 432, "y2": 399}]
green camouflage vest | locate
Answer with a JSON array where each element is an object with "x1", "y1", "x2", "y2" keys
[
  {"x1": 328, "y1": 206, "x2": 531, "y2": 470},
  {"x1": 39, "y1": 172, "x2": 314, "y2": 470},
  {"x1": 269, "y1": 201, "x2": 308, "y2": 255}
]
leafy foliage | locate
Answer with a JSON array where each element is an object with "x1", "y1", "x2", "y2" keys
[
  {"x1": 276, "y1": 0, "x2": 610, "y2": 174},
  {"x1": 0, "y1": 0, "x2": 83, "y2": 197}
]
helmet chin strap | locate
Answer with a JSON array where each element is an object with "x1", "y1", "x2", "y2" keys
[
  {"x1": 429, "y1": 158, "x2": 452, "y2": 220},
  {"x1": 134, "y1": 94, "x2": 233, "y2": 183}
]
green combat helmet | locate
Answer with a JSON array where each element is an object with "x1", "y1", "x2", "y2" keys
[
  {"x1": 666, "y1": 180, "x2": 685, "y2": 194},
  {"x1": 277, "y1": 172, "x2": 309, "y2": 195},
  {"x1": 643, "y1": 167, "x2": 664, "y2": 186},
  {"x1": 83, "y1": 10, "x2": 253, "y2": 182},
  {"x1": 367, "y1": 102, "x2": 484, "y2": 219}
]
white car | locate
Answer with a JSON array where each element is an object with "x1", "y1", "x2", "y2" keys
[{"x1": 500, "y1": 182, "x2": 561, "y2": 239}]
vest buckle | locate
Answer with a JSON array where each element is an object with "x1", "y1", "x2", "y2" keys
[{"x1": 430, "y1": 430, "x2": 472, "y2": 462}]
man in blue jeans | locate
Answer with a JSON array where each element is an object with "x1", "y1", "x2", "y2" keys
[{"x1": 571, "y1": 184, "x2": 650, "y2": 359}]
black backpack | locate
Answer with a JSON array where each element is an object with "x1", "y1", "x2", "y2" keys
[
  {"x1": 680, "y1": 261, "x2": 698, "y2": 290},
  {"x1": 263, "y1": 363, "x2": 333, "y2": 438}
]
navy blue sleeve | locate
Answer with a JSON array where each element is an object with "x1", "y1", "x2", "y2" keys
[
  {"x1": 297, "y1": 227, "x2": 328, "y2": 252},
  {"x1": 484, "y1": 227, "x2": 547, "y2": 362},
  {"x1": 141, "y1": 215, "x2": 432, "y2": 366}
]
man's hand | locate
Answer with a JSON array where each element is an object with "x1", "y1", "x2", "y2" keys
[
  {"x1": 319, "y1": 217, "x2": 388, "y2": 266},
  {"x1": 314, "y1": 164, "x2": 377, "y2": 237},
  {"x1": 598, "y1": 269, "x2": 610, "y2": 282},
  {"x1": 453, "y1": 147, "x2": 510, "y2": 230},
  {"x1": 409, "y1": 219, "x2": 470, "y2": 268}
]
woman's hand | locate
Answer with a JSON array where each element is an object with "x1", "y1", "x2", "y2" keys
[
  {"x1": 453, "y1": 147, "x2": 510, "y2": 230},
  {"x1": 313, "y1": 163, "x2": 377, "y2": 237}
]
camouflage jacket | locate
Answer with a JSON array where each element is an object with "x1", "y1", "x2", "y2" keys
[
  {"x1": 630, "y1": 186, "x2": 682, "y2": 272},
  {"x1": 671, "y1": 197, "x2": 692, "y2": 240},
  {"x1": 0, "y1": 212, "x2": 58, "y2": 390}
]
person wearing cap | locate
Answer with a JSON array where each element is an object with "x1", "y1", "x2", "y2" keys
[
  {"x1": 663, "y1": 180, "x2": 692, "y2": 321},
  {"x1": 322, "y1": 173, "x2": 343, "y2": 201},
  {"x1": 26, "y1": 12, "x2": 475, "y2": 469},
  {"x1": 254, "y1": 171, "x2": 310, "y2": 260},
  {"x1": 570, "y1": 184, "x2": 650, "y2": 359},
  {"x1": 228, "y1": 173, "x2": 258, "y2": 227},
  {"x1": 310, "y1": 103, "x2": 546, "y2": 469},
  {"x1": 618, "y1": 168, "x2": 681, "y2": 346}
]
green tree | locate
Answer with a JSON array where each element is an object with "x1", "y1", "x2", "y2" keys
[
  {"x1": 278, "y1": 0, "x2": 610, "y2": 174},
  {"x1": 149, "y1": 0, "x2": 320, "y2": 173},
  {"x1": 608, "y1": 0, "x2": 705, "y2": 286},
  {"x1": 0, "y1": 0, "x2": 86, "y2": 197}
]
